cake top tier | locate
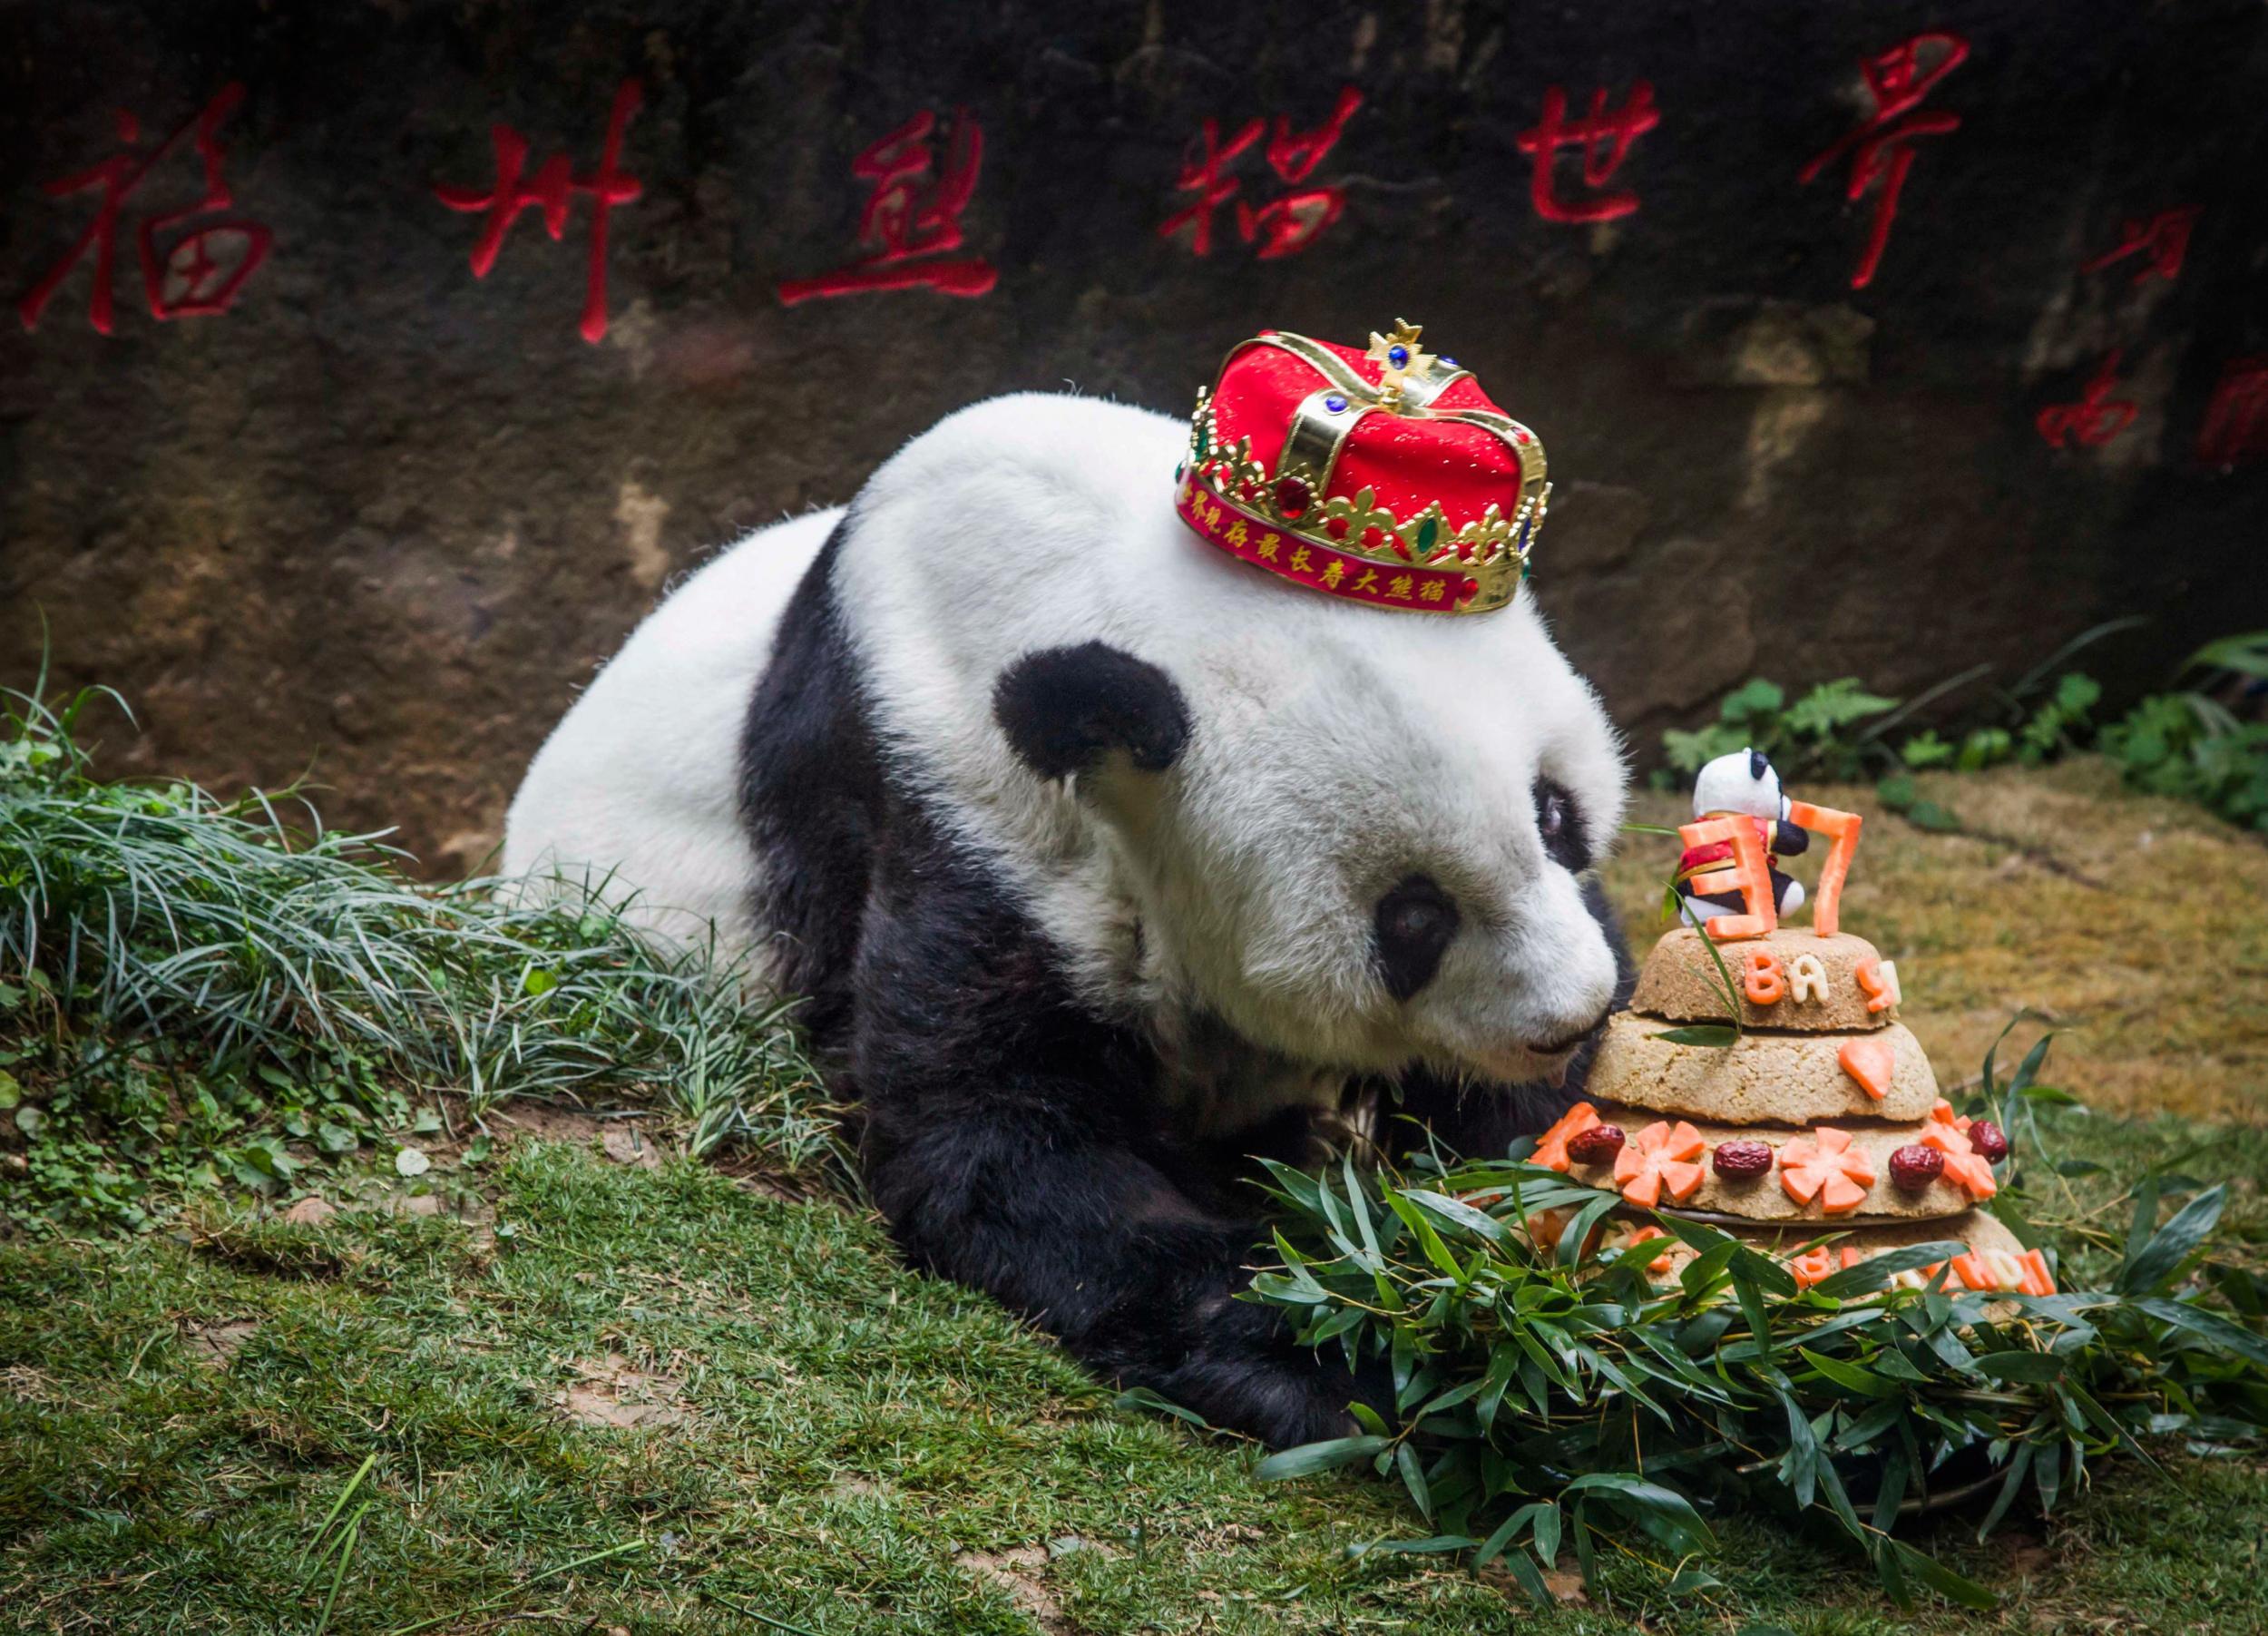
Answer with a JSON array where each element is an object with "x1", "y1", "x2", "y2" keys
[{"x1": 1631, "y1": 926, "x2": 1901, "y2": 1032}]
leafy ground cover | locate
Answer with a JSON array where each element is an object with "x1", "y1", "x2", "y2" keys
[
  {"x1": 5, "y1": 690, "x2": 2268, "y2": 1631},
  {"x1": 1654, "y1": 630, "x2": 2268, "y2": 834}
]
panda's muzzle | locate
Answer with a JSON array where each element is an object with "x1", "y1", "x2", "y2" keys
[{"x1": 1525, "y1": 1002, "x2": 1616, "y2": 1061}]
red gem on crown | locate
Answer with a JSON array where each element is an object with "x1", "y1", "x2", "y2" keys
[{"x1": 1173, "y1": 320, "x2": 1550, "y2": 615}]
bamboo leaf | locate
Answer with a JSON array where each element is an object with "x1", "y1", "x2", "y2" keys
[
  {"x1": 1252, "y1": 1435, "x2": 1391, "y2": 1481},
  {"x1": 1971, "y1": 1349, "x2": 2066, "y2": 1384},
  {"x1": 1349, "y1": 1533, "x2": 1476, "y2": 1556},
  {"x1": 1798, "y1": 1347, "x2": 1900, "y2": 1398},
  {"x1": 1652, "y1": 1024, "x2": 1738, "y2": 1049},
  {"x1": 1556, "y1": 1191, "x2": 1623, "y2": 1269},
  {"x1": 1394, "y1": 1440, "x2": 1432, "y2": 1520},
  {"x1": 2120, "y1": 1185, "x2": 2227, "y2": 1293},
  {"x1": 1887, "y1": 1539, "x2": 1997, "y2": 1610},
  {"x1": 1561, "y1": 1473, "x2": 1715, "y2": 1555},
  {"x1": 1113, "y1": 1387, "x2": 1212, "y2": 1428},
  {"x1": 1403, "y1": 1189, "x2": 1509, "y2": 1243},
  {"x1": 2134, "y1": 1297, "x2": 2268, "y2": 1373},
  {"x1": 1471, "y1": 1503, "x2": 1545, "y2": 1570},
  {"x1": 1813, "y1": 1240, "x2": 1966, "y2": 1298}
]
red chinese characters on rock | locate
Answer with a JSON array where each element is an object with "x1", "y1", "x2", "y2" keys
[
  {"x1": 2037, "y1": 352, "x2": 2138, "y2": 450},
  {"x1": 18, "y1": 83, "x2": 270, "y2": 335},
  {"x1": 433, "y1": 79, "x2": 643, "y2": 344},
  {"x1": 2199, "y1": 358, "x2": 2268, "y2": 469},
  {"x1": 2082, "y1": 206, "x2": 2202, "y2": 286},
  {"x1": 1798, "y1": 32, "x2": 1970, "y2": 289},
  {"x1": 1514, "y1": 83, "x2": 1659, "y2": 224},
  {"x1": 1158, "y1": 87, "x2": 1363, "y2": 260},
  {"x1": 777, "y1": 109, "x2": 996, "y2": 306}
]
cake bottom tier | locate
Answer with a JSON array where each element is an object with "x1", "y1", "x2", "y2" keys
[{"x1": 1540, "y1": 1206, "x2": 2056, "y2": 1297}]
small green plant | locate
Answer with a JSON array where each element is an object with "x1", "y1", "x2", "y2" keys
[
  {"x1": 0, "y1": 680, "x2": 839, "y2": 1229},
  {"x1": 1659, "y1": 622, "x2": 2268, "y2": 837},
  {"x1": 1237, "y1": 1029, "x2": 2268, "y2": 1611},
  {"x1": 2099, "y1": 634, "x2": 2268, "y2": 832},
  {"x1": 1661, "y1": 677, "x2": 1899, "y2": 784}
]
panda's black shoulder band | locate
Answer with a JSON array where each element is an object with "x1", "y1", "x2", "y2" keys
[{"x1": 992, "y1": 642, "x2": 1193, "y2": 782}]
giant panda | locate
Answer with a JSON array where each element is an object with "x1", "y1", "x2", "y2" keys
[{"x1": 503, "y1": 389, "x2": 1634, "y2": 1447}]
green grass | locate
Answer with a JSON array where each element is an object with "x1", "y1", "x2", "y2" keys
[
  {"x1": 6, "y1": 1127, "x2": 2268, "y2": 1634},
  {"x1": 8, "y1": 683, "x2": 2268, "y2": 1630}
]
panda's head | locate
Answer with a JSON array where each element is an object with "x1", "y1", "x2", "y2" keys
[
  {"x1": 1693, "y1": 748, "x2": 1788, "y2": 822},
  {"x1": 841, "y1": 392, "x2": 1628, "y2": 1094},
  {"x1": 992, "y1": 605, "x2": 1628, "y2": 1090}
]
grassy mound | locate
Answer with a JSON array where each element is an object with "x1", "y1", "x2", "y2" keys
[{"x1": 0, "y1": 683, "x2": 834, "y2": 1231}]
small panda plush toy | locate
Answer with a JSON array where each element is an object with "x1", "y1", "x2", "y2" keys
[
  {"x1": 504, "y1": 322, "x2": 1633, "y2": 1447},
  {"x1": 1674, "y1": 748, "x2": 1811, "y2": 923}
]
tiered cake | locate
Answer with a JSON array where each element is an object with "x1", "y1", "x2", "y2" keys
[{"x1": 1527, "y1": 766, "x2": 2054, "y2": 1298}]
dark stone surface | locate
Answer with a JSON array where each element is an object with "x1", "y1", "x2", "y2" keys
[{"x1": 3, "y1": 1, "x2": 2264, "y2": 871}]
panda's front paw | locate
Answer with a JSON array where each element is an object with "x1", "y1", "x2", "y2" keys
[
  {"x1": 1160, "y1": 1347, "x2": 1364, "y2": 1449},
  {"x1": 1150, "y1": 1298, "x2": 1396, "y2": 1449}
]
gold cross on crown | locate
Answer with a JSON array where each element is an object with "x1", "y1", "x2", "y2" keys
[{"x1": 1365, "y1": 318, "x2": 1433, "y2": 405}]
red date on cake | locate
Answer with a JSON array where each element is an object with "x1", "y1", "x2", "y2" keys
[
  {"x1": 1712, "y1": 1139, "x2": 1775, "y2": 1180},
  {"x1": 1888, "y1": 1143, "x2": 1945, "y2": 1190},
  {"x1": 1567, "y1": 1123, "x2": 1627, "y2": 1166}
]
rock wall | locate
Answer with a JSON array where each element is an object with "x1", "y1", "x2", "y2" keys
[{"x1": 4, "y1": 0, "x2": 2265, "y2": 870}]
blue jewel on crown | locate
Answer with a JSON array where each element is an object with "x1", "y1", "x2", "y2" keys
[{"x1": 1364, "y1": 318, "x2": 1434, "y2": 407}]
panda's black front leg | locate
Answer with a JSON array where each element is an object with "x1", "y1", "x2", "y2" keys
[
  {"x1": 863, "y1": 1100, "x2": 1361, "y2": 1446},
  {"x1": 848, "y1": 824, "x2": 1361, "y2": 1449}
]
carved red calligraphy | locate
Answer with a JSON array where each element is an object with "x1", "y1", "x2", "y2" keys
[
  {"x1": 2037, "y1": 352, "x2": 2137, "y2": 450},
  {"x1": 2198, "y1": 358, "x2": 2268, "y2": 469},
  {"x1": 18, "y1": 83, "x2": 270, "y2": 335},
  {"x1": 1514, "y1": 83, "x2": 1659, "y2": 224},
  {"x1": 2082, "y1": 207, "x2": 2201, "y2": 286},
  {"x1": 1798, "y1": 33, "x2": 1970, "y2": 289},
  {"x1": 433, "y1": 79, "x2": 643, "y2": 344},
  {"x1": 777, "y1": 109, "x2": 996, "y2": 305},
  {"x1": 1159, "y1": 87, "x2": 1363, "y2": 260}
]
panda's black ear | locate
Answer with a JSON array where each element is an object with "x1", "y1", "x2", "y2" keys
[{"x1": 992, "y1": 642, "x2": 1192, "y2": 782}]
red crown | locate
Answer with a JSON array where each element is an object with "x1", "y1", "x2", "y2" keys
[{"x1": 1173, "y1": 321, "x2": 1549, "y2": 615}]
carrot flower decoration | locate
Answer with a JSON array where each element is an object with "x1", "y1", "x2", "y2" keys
[
  {"x1": 1778, "y1": 1126, "x2": 1877, "y2": 1214},
  {"x1": 1612, "y1": 1119, "x2": 1706, "y2": 1208}
]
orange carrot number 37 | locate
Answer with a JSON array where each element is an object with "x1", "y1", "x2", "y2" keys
[{"x1": 1679, "y1": 800, "x2": 1863, "y2": 943}]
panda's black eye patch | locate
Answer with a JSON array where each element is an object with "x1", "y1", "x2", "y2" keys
[
  {"x1": 1374, "y1": 874, "x2": 1460, "y2": 1002},
  {"x1": 1533, "y1": 778, "x2": 1590, "y2": 872}
]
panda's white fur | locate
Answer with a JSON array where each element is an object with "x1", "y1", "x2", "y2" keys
[
  {"x1": 504, "y1": 390, "x2": 1632, "y2": 1445},
  {"x1": 509, "y1": 392, "x2": 1627, "y2": 1111},
  {"x1": 505, "y1": 505, "x2": 838, "y2": 955}
]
